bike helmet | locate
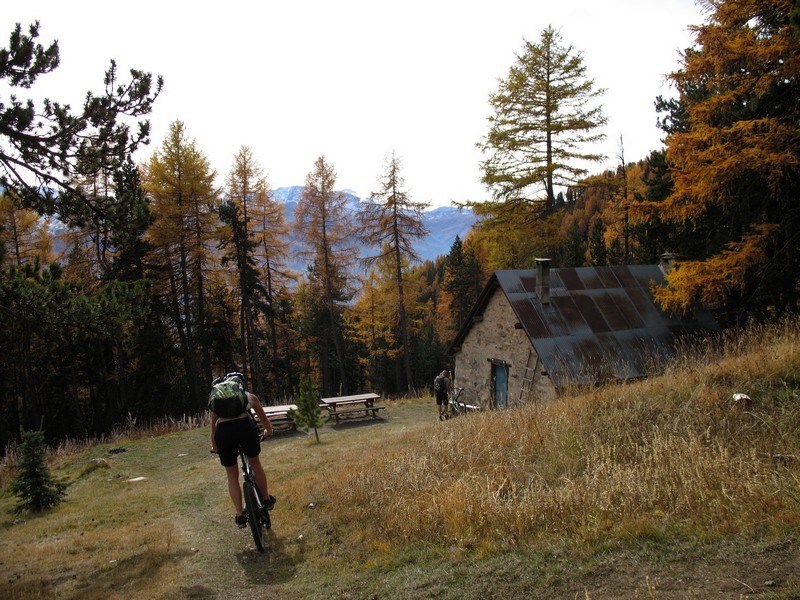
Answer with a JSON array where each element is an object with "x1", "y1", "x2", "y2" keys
[
  {"x1": 225, "y1": 372, "x2": 245, "y2": 386},
  {"x1": 212, "y1": 371, "x2": 245, "y2": 386}
]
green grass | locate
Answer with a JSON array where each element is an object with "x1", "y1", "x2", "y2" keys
[{"x1": 2, "y1": 323, "x2": 800, "y2": 598}]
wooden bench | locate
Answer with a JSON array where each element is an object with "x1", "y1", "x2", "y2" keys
[
  {"x1": 328, "y1": 405, "x2": 385, "y2": 424},
  {"x1": 320, "y1": 393, "x2": 386, "y2": 424},
  {"x1": 255, "y1": 404, "x2": 298, "y2": 432}
]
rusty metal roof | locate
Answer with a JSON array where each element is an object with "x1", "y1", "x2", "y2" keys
[{"x1": 450, "y1": 265, "x2": 720, "y2": 390}]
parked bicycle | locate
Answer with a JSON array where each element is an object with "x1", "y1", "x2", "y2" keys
[
  {"x1": 447, "y1": 387, "x2": 465, "y2": 418},
  {"x1": 446, "y1": 387, "x2": 482, "y2": 419}
]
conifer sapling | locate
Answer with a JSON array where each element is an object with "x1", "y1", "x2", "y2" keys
[
  {"x1": 9, "y1": 430, "x2": 66, "y2": 514},
  {"x1": 291, "y1": 376, "x2": 324, "y2": 443}
]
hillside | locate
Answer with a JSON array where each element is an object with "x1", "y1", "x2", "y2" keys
[{"x1": 1, "y1": 321, "x2": 799, "y2": 599}]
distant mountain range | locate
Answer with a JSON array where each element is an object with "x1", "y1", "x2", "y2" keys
[
  {"x1": 273, "y1": 186, "x2": 476, "y2": 273},
  {"x1": 47, "y1": 187, "x2": 477, "y2": 273}
]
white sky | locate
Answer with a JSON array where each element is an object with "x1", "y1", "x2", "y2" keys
[{"x1": 4, "y1": 1, "x2": 706, "y2": 207}]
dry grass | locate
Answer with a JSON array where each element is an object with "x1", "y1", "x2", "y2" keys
[
  {"x1": 1, "y1": 325, "x2": 799, "y2": 598},
  {"x1": 0, "y1": 413, "x2": 210, "y2": 489},
  {"x1": 322, "y1": 318, "x2": 800, "y2": 551},
  {"x1": 0, "y1": 423, "x2": 214, "y2": 600}
]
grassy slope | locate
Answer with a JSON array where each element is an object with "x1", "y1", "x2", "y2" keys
[{"x1": 2, "y1": 326, "x2": 800, "y2": 599}]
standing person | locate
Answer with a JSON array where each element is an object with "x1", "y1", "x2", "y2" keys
[
  {"x1": 434, "y1": 370, "x2": 451, "y2": 420},
  {"x1": 209, "y1": 372, "x2": 276, "y2": 528}
]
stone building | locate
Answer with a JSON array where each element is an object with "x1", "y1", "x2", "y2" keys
[{"x1": 448, "y1": 257, "x2": 719, "y2": 409}]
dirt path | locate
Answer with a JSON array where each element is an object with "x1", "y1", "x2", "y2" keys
[{"x1": 165, "y1": 399, "x2": 437, "y2": 599}]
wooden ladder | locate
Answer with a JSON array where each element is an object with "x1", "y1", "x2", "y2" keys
[{"x1": 518, "y1": 348, "x2": 539, "y2": 402}]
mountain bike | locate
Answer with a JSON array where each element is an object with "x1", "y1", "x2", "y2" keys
[
  {"x1": 239, "y1": 434, "x2": 271, "y2": 553},
  {"x1": 447, "y1": 387, "x2": 465, "y2": 418}
]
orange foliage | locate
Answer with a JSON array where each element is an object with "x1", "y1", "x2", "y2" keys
[{"x1": 655, "y1": 224, "x2": 780, "y2": 314}]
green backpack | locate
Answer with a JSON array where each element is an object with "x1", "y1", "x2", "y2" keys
[{"x1": 208, "y1": 376, "x2": 248, "y2": 418}]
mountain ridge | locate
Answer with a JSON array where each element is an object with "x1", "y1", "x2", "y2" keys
[{"x1": 273, "y1": 186, "x2": 476, "y2": 272}]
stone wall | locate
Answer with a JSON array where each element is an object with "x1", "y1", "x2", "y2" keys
[{"x1": 453, "y1": 290, "x2": 556, "y2": 408}]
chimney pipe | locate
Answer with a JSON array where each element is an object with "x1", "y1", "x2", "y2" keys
[
  {"x1": 659, "y1": 252, "x2": 681, "y2": 275},
  {"x1": 535, "y1": 258, "x2": 551, "y2": 304}
]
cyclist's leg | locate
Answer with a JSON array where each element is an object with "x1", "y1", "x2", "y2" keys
[
  {"x1": 224, "y1": 464, "x2": 244, "y2": 516},
  {"x1": 240, "y1": 417, "x2": 273, "y2": 505},
  {"x1": 215, "y1": 421, "x2": 245, "y2": 516},
  {"x1": 248, "y1": 455, "x2": 269, "y2": 500}
]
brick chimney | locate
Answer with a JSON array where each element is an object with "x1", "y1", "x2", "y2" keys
[{"x1": 535, "y1": 258, "x2": 551, "y2": 304}]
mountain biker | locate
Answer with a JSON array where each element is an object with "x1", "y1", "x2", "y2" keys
[
  {"x1": 210, "y1": 373, "x2": 275, "y2": 528},
  {"x1": 434, "y1": 370, "x2": 451, "y2": 420}
]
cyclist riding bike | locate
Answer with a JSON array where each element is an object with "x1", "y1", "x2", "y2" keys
[{"x1": 209, "y1": 372, "x2": 275, "y2": 528}]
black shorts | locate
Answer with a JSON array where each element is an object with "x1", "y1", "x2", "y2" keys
[
  {"x1": 436, "y1": 393, "x2": 448, "y2": 406},
  {"x1": 215, "y1": 416, "x2": 261, "y2": 467}
]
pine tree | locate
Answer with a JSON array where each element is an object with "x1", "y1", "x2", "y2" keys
[
  {"x1": 291, "y1": 376, "x2": 324, "y2": 443},
  {"x1": 107, "y1": 157, "x2": 153, "y2": 283},
  {"x1": 442, "y1": 236, "x2": 485, "y2": 334},
  {"x1": 223, "y1": 147, "x2": 273, "y2": 399},
  {"x1": 10, "y1": 430, "x2": 66, "y2": 514},
  {"x1": 561, "y1": 220, "x2": 586, "y2": 267},
  {"x1": 587, "y1": 217, "x2": 608, "y2": 266},
  {"x1": 0, "y1": 22, "x2": 162, "y2": 226}
]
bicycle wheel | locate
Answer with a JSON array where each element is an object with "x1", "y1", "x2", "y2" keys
[
  {"x1": 243, "y1": 480, "x2": 265, "y2": 552},
  {"x1": 248, "y1": 478, "x2": 273, "y2": 531}
]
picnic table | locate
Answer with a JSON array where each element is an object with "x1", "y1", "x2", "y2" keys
[
  {"x1": 255, "y1": 404, "x2": 298, "y2": 432},
  {"x1": 320, "y1": 393, "x2": 385, "y2": 424}
]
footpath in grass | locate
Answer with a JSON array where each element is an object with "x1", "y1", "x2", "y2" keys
[
  {"x1": 0, "y1": 399, "x2": 435, "y2": 599},
  {"x1": 1, "y1": 396, "x2": 799, "y2": 599}
]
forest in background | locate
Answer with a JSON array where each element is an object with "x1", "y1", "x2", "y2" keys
[{"x1": 1, "y1": 0, "x2": 799, "y2": 450}]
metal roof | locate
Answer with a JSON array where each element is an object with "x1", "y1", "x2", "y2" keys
[{"x1": 450, "y1": 265, "x2": 720, "y2": 390}]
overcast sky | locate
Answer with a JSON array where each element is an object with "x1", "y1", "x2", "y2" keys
[{"x1": 4, "y1": 1, "x2": 707, "y2": 207}]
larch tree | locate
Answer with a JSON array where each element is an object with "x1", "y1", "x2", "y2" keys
[
  {"x1": 252, "y1": 181, "x2": 294, "y2": 395},
  {"x1": 358, "y1": 152, "x2": 429, "y2": 392},
  {"x1": 0, "y1": 22, "x2": 162, "y2": 226},
  {"x1": 470, "y1": 202, "x2": 563, "y2": 270},
  {"x1": 142, "y1": 121, "x2": 218, "y2": 408},
  {"x1": 294, "y1": 156, "x2": 355, "y2": 396},
  {"x1": 654, "y1": 0, "x2": 800, "y2": 321},
  {"x1": 57, "y1": 167, "x2": 120, "y2": 281},
  {"x1": 218, "y1": 198, "x2": 268, "y2": 395},
  {"x1": 478, "y1": 26, "x2": 606, "y2": 215},
  {"x1": 224, "y1": 147, "x2": 269, "y2": 398},
  {"x1": 225, "y1": 147, "x2": 294, "y2": 397},
  {"x1": 0, "y1": 193, "x2": 54, "y2": 267},
  {"x1": 350, "y1": 271, "x2": 393, "y2": 391}
]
